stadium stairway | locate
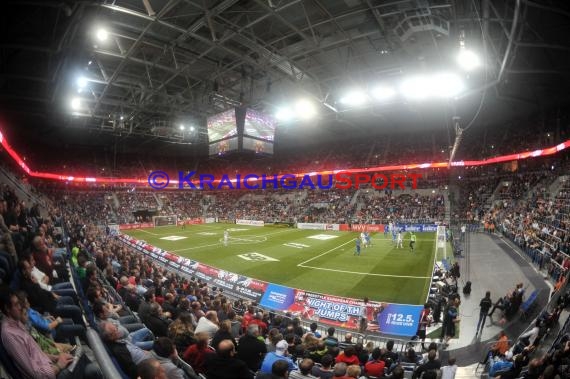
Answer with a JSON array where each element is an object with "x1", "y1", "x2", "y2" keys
[
  {"x1": 438, "y1": 231, "x2": 550, "y2": 365},
  {"x1": 0, "y1": 165, "x2": 49, "y2": 210},
  {"x1": 547, "y1": 174, "x2": 569, "y2": 198},
  {"x1": 443, "y1": 190, "x2": 451, "y2": 224},
  {"x1": 525, "y1": 174, "x2": 556, "y2": 200},
  {"x1": 153, "y1": 192, "x2": 163, "y2": 209},
  {"x1": 455, "y1": 363, "x2": 479, "y2": 378},
  {"x1": 110, "y1": 192, "x2": 120, "y2": 210}
]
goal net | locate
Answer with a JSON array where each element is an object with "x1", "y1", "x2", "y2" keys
[
  {"x1": 436, "y1": 225, "x2": 447, "y2": 259},
  {"x1": 153, "y1": 215, "x2": 178, "y2": 227}
]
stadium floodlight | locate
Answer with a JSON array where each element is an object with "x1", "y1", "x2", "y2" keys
[
  {"x1": 70, "y1": 97, "x2": 81, "y2": 110},
  {"x1": 457, "y1": 49, "x2": 480, "y2": 71},
  {"x1": 275, "y1": 107, "x2": 293, "y2": 122},
  {"x1": 189, "y1": 126, "x2": 195, "y2": 132},
  {"x1": 433, "y1": 72, "x2": 465, "y2": 98},
  {"x1": 294, "y1": 99, "x2": 316, "y2": 120},
  {"x1": 76, "y1": 76, "x2": 88, "y2": 89},
  {"x1": 179, "y1": 124, "x2": 185, "y2": 130},
  {"x1": 96, "y1": 28, "x2": 109, "y2": 42},
  {"x1": 400, "y1": 75, "x2": 431, "y2": 100},
  {"x1": 371, "y1": 85, "x2": 396, "y2": 101},
  {"x1": 339, "y1": 90, "x2": 369, "y2": 107}
]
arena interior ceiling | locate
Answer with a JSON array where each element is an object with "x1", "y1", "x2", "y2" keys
[{"x1": 1, "y1": 0, "x2": 570, "y2": 150}]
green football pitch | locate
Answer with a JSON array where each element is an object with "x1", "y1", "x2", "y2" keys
[{"x1": 124, "y1": 224, "x2": 436, "y2": 305}]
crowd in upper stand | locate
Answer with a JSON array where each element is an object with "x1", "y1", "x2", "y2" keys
[
  {"x1": 450, "y1": 157, "x2": 570, "y2": 284},
  {"x1": 29, "y1": 187, "x2": 447, "y2": 226},
  {"x1": 13, "y1": 106, "x2": 568, "y2": 182}
]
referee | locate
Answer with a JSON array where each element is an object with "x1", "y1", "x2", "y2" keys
[{"x1": 410, "y1": 232, "x2": 417, "y2": 252}]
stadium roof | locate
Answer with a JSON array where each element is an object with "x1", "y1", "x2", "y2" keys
[{"x1": 1, "y1": 0, "x2": 570, "y2": 152}]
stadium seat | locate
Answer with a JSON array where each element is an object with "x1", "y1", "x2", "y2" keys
[{"x1": 520, "y1": 290, "x2": 539, "y2": 320}]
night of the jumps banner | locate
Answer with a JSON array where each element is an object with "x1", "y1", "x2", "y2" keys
[{"x1": 117, "y1": 234, "x2": 423, "y2": 336}]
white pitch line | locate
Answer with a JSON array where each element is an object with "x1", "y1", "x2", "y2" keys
[
  {"x1": 297, "y1": 264, "x2": 430, "y2": 279},
  {"x1": 171, "y1": 228, "x2": 292, "y2": 252},
  {"x1": 231, "y1": 237, "x2": 268, "y2": 243},
  {"x1": 297, "y1": 239, "x2": 355, "y2": 266},
  {"x1": 172, "y1": 242, "x2": 223, "y2": 252},
  {"x1": 135, "y1": 229, "x2": 159, "y2": 236}
]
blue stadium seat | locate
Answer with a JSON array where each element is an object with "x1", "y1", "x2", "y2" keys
[{"x1": 520, "y1": 290, "x2": 539, "y2": 320}]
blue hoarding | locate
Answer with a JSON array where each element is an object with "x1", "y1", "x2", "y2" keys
[
  {"x1": 395, "y1": 224, "x2": 438, "y2": 232},
  {"x1": 259, "y1": 284, "x2": 296, "y2": 310},
  {"x1": 376, "y1": 304, "x2": 423, "y2": 337}
]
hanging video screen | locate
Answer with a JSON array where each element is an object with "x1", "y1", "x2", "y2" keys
[
  {"x1": 242, "y1": 136, "x2": 274, "y2": 155},
  {"x1": 243, "y1": 108, "x2": 276, "y2": 142},
  {"x1": 207, "y1": 109, "x2": 237, "y2": 143},
  {"x1": 208, "y1": 137, "x2": 238, "y2": 156}
]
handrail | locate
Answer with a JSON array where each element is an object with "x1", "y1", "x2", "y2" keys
[{"x1": 86, "y1": 328, "x2": 123, "y2": 379}]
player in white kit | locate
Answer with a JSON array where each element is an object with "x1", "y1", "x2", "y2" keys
[
  {"x1": 360, "y1": 232, "x2": 368, "y2": 248},
  {"x1": 396, "y1": 230, "x2": 403, "y2": 249}
]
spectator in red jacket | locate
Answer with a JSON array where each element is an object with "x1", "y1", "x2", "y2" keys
[
  {"x1": 335, "y1": 346, "x2": 360, "y2": 366},
  {"x1": 183, "y1": 332, "x2": 215, "y2": 374},
  {"x1": 365, "y1": 348, "x2": 386, "y2": 377}
]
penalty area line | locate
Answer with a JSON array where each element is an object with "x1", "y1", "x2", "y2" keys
[
  {"x1": 297, "y1": 264, "x2": 431, "y2": 279},
  {"x1": 297, "y1": 239, "x2": 355, "y2": 266}
]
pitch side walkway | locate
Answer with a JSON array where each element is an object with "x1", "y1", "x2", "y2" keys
[{"x1": 439, "y1": 232, "x2": 550, "y2": 365}]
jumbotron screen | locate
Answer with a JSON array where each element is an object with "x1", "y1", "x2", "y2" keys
[
  {"x1": 244, "y1": 108, "x2": 276, "y2": 141},
  {"x1": 208, "y1": 136, "x2": 238, "y2": 156},
  {"x1": 242, "y1": 136, "x2": 274, "y2": 155},
  {"x1": 207, "y1": 108, "x2": 237, "y2": 143}
]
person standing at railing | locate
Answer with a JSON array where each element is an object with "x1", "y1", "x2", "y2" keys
[
  {"x1": 476, "y1": 291, "x2": 493, "y2": 337},
  {"x1": 441, "y1": 297, "x2": 460, "y2": 348},
  {"x1": 552, "y1": 273, "x2": 566, "y2": 298}
]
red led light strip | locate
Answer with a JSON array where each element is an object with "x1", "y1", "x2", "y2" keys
[{"x1": 0, "y1": 129, "x2": 568, "y2": 185}]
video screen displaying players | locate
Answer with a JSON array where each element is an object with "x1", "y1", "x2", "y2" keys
[
  {"x1": 244, "y1": 108, "x2": 276, "y2": 141},
  {"x1": 208, "y1": 137, "x2": 238, "y2": 156},
  {"x1": 242, "y1": 136, "x2": 274, "y2": 155},
  {"x1": 207, "y1": 108, "x2": 237, "y2": 142}
]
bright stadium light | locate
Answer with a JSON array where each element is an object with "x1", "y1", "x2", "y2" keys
[
  {"x1": 189, "y1": 126, "x2": 195, "y2": 132},
  {"x1": 275, "y1": 107, "x2": 293, "y2": 121},
  {"x1": 76, "y1": 76, "x2": 88, "y2": 89},
  {"x1": 339, "y1": 90, "x2": 368, "y2": 106},
  {"x1": 70, "y1": 97, "x2": 81, "y2": 110},
  {"x1": 371, "y1": 85, "x2": 396, "y2": 101},
  {"x1": 294, "y1": 99, "x2": 316, "y2": 120},
  {"x1": 400, "y1": 75, "x2": 431, "y2": 100},
  {"x1": 434, "y1": 72, "x2": 465, "y2": 98},
  {"x1": 457, "y1": 49, "x2": 481, "y2": 71},
  {"x1": 96, "y1": 28, "x2": 109, "y2": 42},
  {"x1": 179, "y1": 124, "x2": 185, "y2": 130}
]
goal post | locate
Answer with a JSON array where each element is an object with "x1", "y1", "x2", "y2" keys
[
  {"x1": 153, "y1": 215, "x2": 178, "y2": 227},
  {"x1": 436, "y1": 225, "x2": 447, "y2": 260}
]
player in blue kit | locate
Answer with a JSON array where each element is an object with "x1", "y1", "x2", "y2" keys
[
  {"x1": 364, "y1": 232, "x2": 371, "y2": 247},
  {"x1": 392, "y1": 227, "x2": 397, "y2": 244},
  {"x1": 354, "y1": 237, "x2": 361, "y2": 256}
]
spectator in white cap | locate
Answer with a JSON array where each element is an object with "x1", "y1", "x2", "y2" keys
[{"x1": 259, "y1": 340, "x2": 299, "y2": 374}]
